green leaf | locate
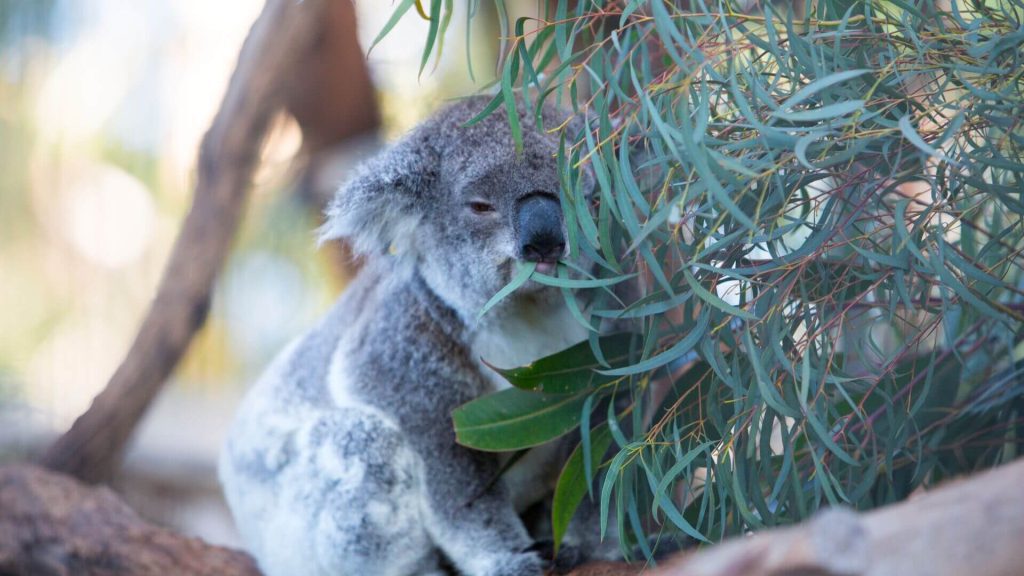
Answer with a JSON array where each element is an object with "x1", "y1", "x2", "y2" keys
[
  {"x1": 500, "y1": 44, "x2": 523, "y2": 154},
  {"x1": 773, "y1": 100, "x2": 865, "y2": 122},
  {"x1": 551, "y1": 424, "x2": 614, "y2": 552},
  {"x1": 598, "y1": 312, "x2": 711, "y2": 377},
  {"x1": 683, "y1": 268, "x2": 757, "y2": 320},
  {"x1": 477, "y1": 261, "x2": 535, "y2": 319},
  {"x1": 650, "y1": 442, "x2": 713, "y2": 542},
  {"x1": 452, "y1": 387, "x2": 591, "y2": 451},
  {"x1": 485, "y1": 333, "x2": 638, "y2": 394},
  {"x1": 368, "y1": 0, "x2": 417, "y2": 54},
  {"x1": 775, "y1": 69, "x2": 870, "y2": 111},
  {"x1": 898, "y1": 115, "x2": 960, "y2": 166},
  {"x1": 530, "y1": 269, "x2": 637, "y2": 290},
  {"x1": 599, "y1": 443, "x2": 636, "y2": 539},
  {"x1": 462, "y1": 91, "x2": 504, "y2": 127},
  {"x1": 418, "y1": 0, "x2": 443, "y2": 77}
]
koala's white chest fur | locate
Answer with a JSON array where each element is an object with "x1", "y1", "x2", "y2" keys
[{"x1": 471, "y1": 296, "x2": 588, "y2": 392}]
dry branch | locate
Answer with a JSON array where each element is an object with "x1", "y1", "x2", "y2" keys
[
  {"x1": 40, "y1": 0, "x2": 377, "y2": 484},
  {"x1": 0, "y1": 464, "x2": 259, "y2": 576}
]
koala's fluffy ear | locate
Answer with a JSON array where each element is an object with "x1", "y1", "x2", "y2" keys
[{"x1": 319, "y1": 126, "x2": 437, "y2": 257}]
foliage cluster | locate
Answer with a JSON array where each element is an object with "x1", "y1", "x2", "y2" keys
[{"x1": 384, "y1": 0, "x2": 1024, "y2": 558}]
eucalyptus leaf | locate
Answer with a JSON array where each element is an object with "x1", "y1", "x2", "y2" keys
[
  {"x1": 384, "y1": 0, "x2": 1024, "y2": 550},
  {"x1": 453, "y1": 387, "x2": 592, "y2": 451},
  {"x1": 485, "y1": 333, "x2": 638, "y2": 394},
  {"x1": 551, "y1": 424, "x2": 614, "y2": 552}
]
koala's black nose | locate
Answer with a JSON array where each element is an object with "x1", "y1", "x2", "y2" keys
[{"x1": 517, "y1": 193, "x2": 565, "y2": 264}]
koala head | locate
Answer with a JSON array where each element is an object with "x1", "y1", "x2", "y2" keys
[{"x1": 320, "y1": 96, "x2": 590, "y2": 320}]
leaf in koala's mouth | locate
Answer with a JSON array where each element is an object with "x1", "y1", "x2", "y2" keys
[
  {"x1": 478, "y1": 261, "x2": 537, "y2": 319},
  {"x1": 535, "y1": 262, "x2": 556, "y2": 275}
]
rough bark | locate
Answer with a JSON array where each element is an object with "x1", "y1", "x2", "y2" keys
[
  {"x1": 641, "y1": 456, "x2": 1024, "y2": 576},
  {"x1": 39, "y1": 0, "x2": 377, "y2": 484},
  {"x1": 0, "y1": 464, "x2": 259, "y2": 576}
]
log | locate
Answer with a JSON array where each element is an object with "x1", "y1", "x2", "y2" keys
[
  {"x1": 0, "y1": 464, "x2": 259, "y2": 576},
  {"x1": 40, "y1": 0, "x2": 377, "y2": 484},
  {"x1": 645, "y1": 456, "x2": 1024, "y2": 576},
  {"x1": 564, "y1": 458, "x2": 1024, "y2": 576}
]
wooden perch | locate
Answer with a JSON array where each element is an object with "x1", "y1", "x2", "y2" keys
[
  {"x1": 0, "y1": 464, "x2": 259, "y2": 576},
  {"x1": 641, "y1": 456, "x2": 1024, "y2": 576},
  {"x1": 40, "y1": 0, "x2": 377, "y2": 484}
]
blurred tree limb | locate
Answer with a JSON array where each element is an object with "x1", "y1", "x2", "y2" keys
[
  {"x1": 0, "y1": 463, "x2": 260, "y2": 576},
  {"x1": 39, "y1": 0, "x2": 378, "y2": 484}
]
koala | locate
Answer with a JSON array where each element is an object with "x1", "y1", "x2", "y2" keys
[{"x1": 219, "y1": 96, "x2": 605, "y2": 576}]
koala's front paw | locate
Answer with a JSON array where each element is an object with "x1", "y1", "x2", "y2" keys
[
  {"x1": 485, "y1": 550, "x2": 545, "y2": 576},
  {"x1": 529, "y1": 540, "x2": 585, "y2": 574}
]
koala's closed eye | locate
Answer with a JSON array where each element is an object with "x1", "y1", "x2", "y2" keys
[{"x1": 468, "y1": 200, "x2": 496, "y2": 214}]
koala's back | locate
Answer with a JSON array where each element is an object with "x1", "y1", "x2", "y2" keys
[{"x1": 219, "y1": 266, "x2": 462, "y2": 576}]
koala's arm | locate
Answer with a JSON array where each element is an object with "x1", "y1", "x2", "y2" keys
[{"x1": 399, "y1": 381, "x2": 543, "y2": 576}]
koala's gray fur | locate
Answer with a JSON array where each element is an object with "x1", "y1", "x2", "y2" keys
[{"x1": 219, "y1": 97, "x2": 611, "y2": 576}]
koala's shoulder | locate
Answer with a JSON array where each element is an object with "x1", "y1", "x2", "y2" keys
[
  {"x1": 328, "y1": 271, "x2": 486, "y2": 417},
  {"x1": 370, "y1": 278, "x2": 465, "y2": 351},
  {"x1": 326, "y1": 266, "x2": 465, "y2": 366}
]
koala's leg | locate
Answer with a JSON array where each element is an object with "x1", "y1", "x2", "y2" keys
[
  {"x1": 559, "y1": 494, "x2": 623, "y2": 564},
  {"x1": 409, "y1": 425, "x2": 545, "y2": 576},
  {"x1": 290, "y1": 409, "x2": 441, "y2": 576}
]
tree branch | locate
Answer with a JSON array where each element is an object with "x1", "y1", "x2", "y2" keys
[
  {"x1": 40, "y1": 0, "x2": 376, "y2": 484},
  {"x1": 649, "y1": 457, "x2": 1024, "y2": 576},
  {"x1": 0, "y1": 464, "x2": 259, "y2": 576}
]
